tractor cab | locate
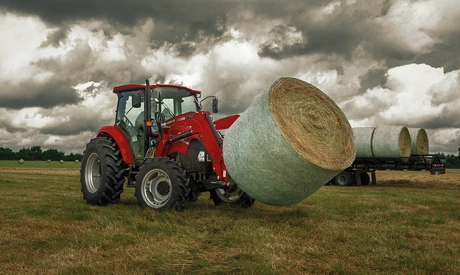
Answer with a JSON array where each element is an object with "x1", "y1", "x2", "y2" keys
[{"x1": 114, "y1": 84, "x2": 203, "y2": 163}]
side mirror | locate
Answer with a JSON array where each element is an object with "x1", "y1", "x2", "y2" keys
[
  {"x1": 132, "y1": 91, "x2": 142, "y2": 108},
  {"x1": 212, "y1": 98, "x2": 218, "y2": 113}
]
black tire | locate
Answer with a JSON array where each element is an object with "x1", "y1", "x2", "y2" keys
[
  {"x1": 210, "y1": 185, "x2": 255, "y2": 209},
  {"x1": 333, "y1": 171, "x2": 354, "y2": 186},
  {"x1": 135, "y1": 157, "x2": 190, "y2": 211},
  {"x1": 360, "y1": 172, "x2": 370, "y2": 185},
  {"x1": 80, "y1": 137, "x2": 127, "y2": 205}
]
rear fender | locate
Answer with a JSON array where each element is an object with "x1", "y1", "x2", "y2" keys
[{"x1": 97, "y1": 126, "x2": 134, "y2": 164}]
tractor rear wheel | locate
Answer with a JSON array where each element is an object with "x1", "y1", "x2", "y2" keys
[
  {"x1": 210, "y1": 185, "x2": 255, "y2": 209},
  {"x1": 80, "y1": 137, "x2": 127, "y2": 205},
  {"x1": 135, "y1": 157, "x2": 190, "y2": 211}
]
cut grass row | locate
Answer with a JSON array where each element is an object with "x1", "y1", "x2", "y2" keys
[{"x1": 0, "y1": 167, "x2": 459, "y2": 274}]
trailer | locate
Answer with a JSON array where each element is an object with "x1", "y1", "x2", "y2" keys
[{"x1": 329, "y1": 154, "x2": 446, "y2": 186}]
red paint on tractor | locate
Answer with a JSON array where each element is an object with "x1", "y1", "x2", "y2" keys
[
  {"x1": 155, "y1": 111, "x2": 228, "y2": 181},
  {"x1": 213, "y1": 114, "x2": 240, "y2": 130},
  {"x1": 97, "y1": 125, "x2": 134, "y2": 164}
]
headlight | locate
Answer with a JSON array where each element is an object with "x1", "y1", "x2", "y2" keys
[{"x1": 197, "y1": 151, "x2": 206, "y2": 162}]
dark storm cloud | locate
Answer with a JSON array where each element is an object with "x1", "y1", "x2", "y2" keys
[
  {"x1": 0, "y1": 41, "x2": 94, "y2": 109},
  {"x1": 358, "y1": 68, "x2": 388, "y2": 94},
  {"x1": 258, "y1": 1, "x2": 377, "y2": 60},
  {"x1": 40, "y1": 26, "x2": 70, "y2": 47},
  {"x1": 416, "y1": 34, "x2": 460, "y2": 72},
  {"x1": 173, "y1": 42, "x2": 197, "y2": 58},
  {"x1": 0, "y1": 0, "x2": 232, "y2": 53},
  {"x1": 40, "y1": 115, "x2": 112, "y2": 136},
  {"x1": 0, "y1": 78, "x2": 80, "y2": 109},
  {"x1": 380, "y1": 0, "x2": 393, "y2": 16},
  {"x1": 258, "y1": 21, "x2": 361, "y2": 60},
  {"x1": 258, "y1": 25, "x2": 308, "y2": 60},
  {"x1": 254, "y1": 0, "x2": 460, "y2": 76},
  {"x1": 430, "y1": 143, "x2": 460, "y2": 155},
  {"x1": 0, "y1": 119, "x2": 22, "y2": 133}
]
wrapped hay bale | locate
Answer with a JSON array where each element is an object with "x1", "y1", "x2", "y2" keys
[
  {"x1": 408, "y1": 128, "x2": 429, "y2": 155},
  {"x1": 372, "y1": 126, "x2": 411, "y2": 158},
  {"x1": 352, "y1": 127, "x2": 376, "y2": 158},
  {"x1": 223, "y1": 77, "x2": 356, "y2": 206}
]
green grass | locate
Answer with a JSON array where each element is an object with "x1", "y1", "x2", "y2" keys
[
  {"x1": 0, "y1": 160, "x2": 82, "y2": 168},
  {"x1": 1, "y1": 166, "x2": 460, "y2": 274}
]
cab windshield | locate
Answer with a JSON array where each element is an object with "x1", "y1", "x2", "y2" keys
[
  {"x1": 155, "y1": 87, "x2": 200, "y2": 120},
  {"x1": 117, "y1": 86, "x2": 200, "y2": 126}
]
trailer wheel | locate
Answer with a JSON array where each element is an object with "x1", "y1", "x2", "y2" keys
[
  {"x1": 210, "y1": 185, "x2": 255, "y2": 209},
  {"x1": 333, "y1": 171, "x2": 354, "y2": 186},
  {"x1": 135, "y1": 157, "x2": 190, "y2": 211},
  {"x1": 80, "y1": 137, "x2": 127, "y2": 205},
  {"x1": 360, "y1": 172, "x2": 370, "y2": 185}
]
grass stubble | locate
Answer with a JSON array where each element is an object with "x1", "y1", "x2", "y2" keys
[{"x1": 0, "y1": 161, "x2": 459, "y2": 274}]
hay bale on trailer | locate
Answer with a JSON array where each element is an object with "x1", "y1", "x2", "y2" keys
[
  {"x1": 408, "y1": 128, "x2": 429, "y2": 155},
  {"x1": 352, "y1": 127, "x2": 376, "y2": 158},
  {"x1": 372, "y1": 126, "x2": 411, "y2": 158},
  {"x1": 223, "y1": 77, "x2": 356, "y2": 206}
]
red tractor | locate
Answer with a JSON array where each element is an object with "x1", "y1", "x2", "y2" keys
[{"x1": 80, "y1": 80, "x2": 254, "y2": 211}]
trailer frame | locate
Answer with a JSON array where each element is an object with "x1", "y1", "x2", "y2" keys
[{"x1": 330, "y1": 154, "x2": 446, "y2": 186}]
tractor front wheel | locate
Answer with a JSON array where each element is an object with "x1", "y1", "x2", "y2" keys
[
  {"x1": 80, "y1": 137, "x2": 126, "y2": 205},
  {"x1": 210, "y1": 185, "x2": 255, "y2": 209},
  {"x1": 135, "y1": 157, "x2": 190, "y2": 211}
]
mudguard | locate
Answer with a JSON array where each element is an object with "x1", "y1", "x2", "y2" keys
[{"x1": 97, "y1": 125, "x2": 134, "y2": 164}]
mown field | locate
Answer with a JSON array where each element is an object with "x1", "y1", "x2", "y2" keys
[{"x1": 0, "y1": 160, "x2": 459, "y2": 274}]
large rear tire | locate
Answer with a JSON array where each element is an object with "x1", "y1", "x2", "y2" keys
[
  {"x1": 80, "y1": 137, "x2": 127, "y2": 205},
  {"x1": 135, "y1": 157, "x2": 190, "y2": 211},
  {"x1": 210, "y1": 184, "x2": 255, "y2": 209}
]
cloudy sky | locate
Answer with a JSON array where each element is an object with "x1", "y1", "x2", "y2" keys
[{"x1": 0, "y1": 0, "x2": 459, "y2": 155}]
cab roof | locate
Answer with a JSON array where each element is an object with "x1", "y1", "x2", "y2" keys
[{"x1": 113, "y1": 83, "x2": 201, "y2": 94}]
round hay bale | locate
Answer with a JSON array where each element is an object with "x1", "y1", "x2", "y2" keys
[
  {"x1": 47, "y1": 159, "x2": 51, "y2": 163},
  {"x1": 352, "y1": 127, "x2": 376, "y2": 158},
  {"x1": 372, "y1": 126, "x2": 411, "y2": 158},
  {"x1": 59, "y1": 160, "x2": 64, "y2": 164},
  {"x1": 223, "y1": 77, "x2": 356, "y2": 206},
  {"x1": 408, "y1": 128, "x2": 429, "y2": 155},
  {"x1": 75, "y1": 160, "x2": 79, "y2": 163},
  {"x1": 18, "y1": 159, "x2": 24, "y2": 164}
]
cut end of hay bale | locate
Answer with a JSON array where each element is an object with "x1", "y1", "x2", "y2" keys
[
  {"x1": 408, "y1": 128, "x2": 429, "y2": 155},
  {"x1": 398, "y1": 127, "x2": 412, "y2": 157},
  {"x1": 269, "y1": 77, "x2": 356, "y2": 170}
]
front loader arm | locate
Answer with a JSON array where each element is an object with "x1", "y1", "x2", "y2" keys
[{"x1": 155, "y1": 111, "x2": 229, "y2": 182}]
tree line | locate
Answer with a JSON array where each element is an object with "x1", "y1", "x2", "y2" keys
[
  {"x1": 1, "y1": 145, "x2": 459, "y2": 168},
  {"x1": 0, "y1": 146, "x2": 83, "y2": 161}
]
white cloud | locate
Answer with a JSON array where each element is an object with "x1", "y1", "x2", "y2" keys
[
  {"x1": 10, "y1": 108, "x2": 61, "y2": 129},
  {"x1": 0, "y1": 14, "x2": 49, "y2": 83},
  {"x1": 377, "y1": 0, "x2": 440, "y2": 54}
]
